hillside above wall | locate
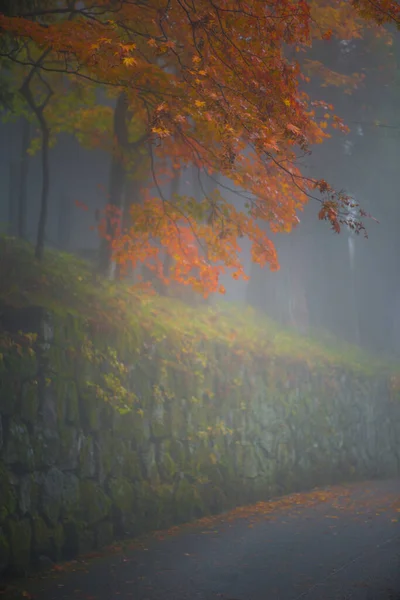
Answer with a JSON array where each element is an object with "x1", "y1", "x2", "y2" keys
[{"x1": 0, "y1": 235, "x2": 394, "y2": 379}]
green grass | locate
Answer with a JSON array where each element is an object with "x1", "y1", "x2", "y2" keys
[{"x1": 0, "y1": 235, "x2": 396, "y2": 376}]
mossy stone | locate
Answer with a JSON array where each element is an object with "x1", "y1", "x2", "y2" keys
[
  {"x1": 200, "y1": 483, "x2": 228, "y2": 515},
  {"x1": 33, "y1": 426, "x2": 60, "y2": 469},
  {"x1": 79, "y1": 435, "x2": 96, "y2": 478},
  {"x1": 18, "y1": 472, "x2": 42, "y2": 516},
  {"x1": 134, "y1": 482, "x2": 174, "y2": 531},
  {"x1": 3, "y1": 419, "x2": 34, "y2": 471},
  {"x1": 20, "y1": 380, "x2": 39, "y2": 424},
  {"x1": 40, "y1": 467, "x2": 64, "y2": 525},
  {"x1": 169, "y1": 399, "x2": 186, "y2": 435},
  {"x1": 96, "y1": 431, "x2": 114, "y2": 479},
  {"x1": 151, "y1": 403, "x2": 169, "y2": 438},
  {"x1": 154, "y1": 484, "x2": 175, "y2": 529},
  {"x1": 62, "y1": 518, "x2": 81, "y2": 558},
  {"x1": 122, "y1": 450, "x2": 143, "y2": 481},
  {"x1": 48, "y1": 335, "x2": 75, "y2": 381},
  {"x1": 112, "y1": 411, "x2": 131, "y2": 438},
  {"x1": 0, "y1": 528, "x2": 10, "y2": 574},
  {"x1": 114, "y1": 410, "x2": 150, "y2": 445},
  {"x1": 133, "y1": 365, "x2": 154, "y2": 402},
  {"x1": 65, "y1": 382, "x2": 80, "y2": 424},
  {"x1": 80, "y1": 392, "x2": 101, "y2": 432},
  {"x1": 235, "y1": 443, "x2": 260, "y2": 479},
  {"x1": 63, "y1": 519, "x2": 94, "y2": 557},
  {"x1": 0, "y1": 376, "x2": 20, "y2": 416},
  {"x1": 131, "y1": 413, "x2": 151, "y2": 446},
  {"x1": 78, "y1": 528, "x2": 95, "y2": 555},
  {"x1": 108, "y1": 478, "x2": 134, "y2": 514},
  {"x1": 32, "y1": 515, "x2": 52, "y2": 556},
  {"x1": 59, "y1": 426, "x2": 81, "y2": 470},
  {"x1": 5, "y1": 518, "x2": 32, "y2": 574},
  {"x1": 173, "y1": 479, "x2": 203, "y2": 523},
  {"x1": 118, "y1": 439, "x2": 135, "y2": 478},
  {"x1": 158, "y1": 443, "x2": 178, "y2": 482},
  {"x1": 79, "y1": 481, "x2": 111, "y2": 525},
  {"x1": 133, "y1": 481, "x2": 161, "y2": 531},
  {"x1": 140, "y1": 443, "x2": 159, "y2": 485},
  {"x1": 17, "y1": 351, "x2": 38, "y2": 380},
  {"x1": 61, "y1": 472, "x2": 80, "y2": 517},
  {"x1": 0, "y1": 467, "x2": 17, "y2": 523},
  {"x1": 95, "y1": 521, "x2": 114, "y2": 548},
  {"x1": 51, "y1": 378, "x2": 67, "y2": 424},
  {"x1": 165, "y1": 439, "x2": 186, "y2": 467},
  {"x1": 52, "y1": 521, "x2": 65, "y2": 561}
]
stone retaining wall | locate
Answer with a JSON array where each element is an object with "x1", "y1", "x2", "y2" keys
[{"x1": 1, "y1": 306, "x2": 399, "y2": 575}]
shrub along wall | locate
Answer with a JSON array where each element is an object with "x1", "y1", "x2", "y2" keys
[{"x1": 0, "y1": 304, "x2": 400, "y2": 575}]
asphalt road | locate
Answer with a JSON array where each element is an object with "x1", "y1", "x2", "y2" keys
[{"x1": 7, "y1": 479, "x2": 400, "y2": 600}]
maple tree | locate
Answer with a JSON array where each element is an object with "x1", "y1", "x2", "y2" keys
[{"x1": 0, "y1": 1, "x2": 399, "y2": 295}]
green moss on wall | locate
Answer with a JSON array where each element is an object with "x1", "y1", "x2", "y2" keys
[
  {"x1": 0, "y1": 467, "x2": 17, "y2": 523},
  {"x1": 174, "y1": 479, "x2": 204, "y2": 523},
  {"x1": 0, "y1": 528, "x2": 10, "y2": 572},
  {"x1": 20, "y1": 381, "x2": 39, "y2": 424},
  {"x1": 95, "y1": 520, "x2": 114, "y2": 548},
  {"x1": 79, "y1": 481, "x2": 111, "y2": 525},
  {"x1": 0, "y1": 375, "x2": 18, "y2": 416},
  {"x1": 3, "y1": 419, "x2": 34, "y2": 471},
  {"x1": 62, "y1": 518, "x2": 94, "y2": 557},
  {"x1": 108, "y1": 477, "x2": 134, "y2": 514},
  {"x1": 5, "y1": 518, "x2": 31, "y2": 574},
  {"x1": 31, "y1": 515, "x2": 63, "y2": 560}
]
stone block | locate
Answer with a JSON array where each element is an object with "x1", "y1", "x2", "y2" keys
[
  {"x1": 5, "y1": 518, "x2": 31, "y2": 574},
  {"x1": 3, "y1": 419, "x2": 34, "y2": 471},
  {"x1": 0, "y1": 527, "x2": 9, "y2": 574},
  {"x1": 40, "y1": 467, "x2": 64, "y2": 525},
  {"x1": 79, "y1": 480, "x2": 111, "y2": 525}
]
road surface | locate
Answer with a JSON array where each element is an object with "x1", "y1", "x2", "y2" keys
[{"x1": 5, "y1": 479, "x2": 400, "y2": 600}]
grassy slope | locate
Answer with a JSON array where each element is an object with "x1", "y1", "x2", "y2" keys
[{"x1": 0, "y1": 235, "x2": 396, "y2": 376}]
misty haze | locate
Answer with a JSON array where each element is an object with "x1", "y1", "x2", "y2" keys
[{"x1": 1, "y1": 1, "x2": 400, "y2": 599}]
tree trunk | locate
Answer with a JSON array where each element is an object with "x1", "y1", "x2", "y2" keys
[
  {"x1": 98, "y1": 92, "x2": 130, "y2": 276},
  {"x1": 17, "y1": 118, "x2": 30, "y2": 240},
  {"x1": 8, "y1": 161, "x2": 17, "y2": 235},
  {"x1": 113, "y1": 175, "x2": 144, "y2": 281},
  {"x1": 35, "y1": 124, "x2": 50, "y2": 260},
  {"x1": 159, "y1": 170, "x2": 181, "y2": 293},
  {"x1": 286, "y1": 237, "x2": 309, "y2": 335},
  {"x1": 57, "y1": 194, "x2": 72, "y2": 250},
  {"x1": 19, "y1": 58, "x2": 53, "y2": 261},
  {"x1": 245, "y1": 260, "x2": 266, "y2": 311}
]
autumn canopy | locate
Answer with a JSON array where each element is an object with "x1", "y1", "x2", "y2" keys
[{"x1": 0, "y1": 0, "x2": 399, "y2": 295}]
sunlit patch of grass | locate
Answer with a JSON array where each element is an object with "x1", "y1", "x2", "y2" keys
[{"x1": 0, "y1": 235, "x2": 396, "y2": 376}]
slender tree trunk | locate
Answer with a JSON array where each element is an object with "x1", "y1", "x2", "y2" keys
[
  {"x1": 99, "y1": 153, "x2": 126, "y2": 275},
  {"x1": 98, "y1": 92, "x2": 130, "y2": 276},
  {"x1": 35, "y1": 125, "x2": 50, "y2": 260},
  {"x1": 112, "y1": 184, "x2": 127, "y2": 281},
  {"x1": 245, "y1": 260, "x2": 266, "y2": 311},
  {"x1": 287, "y1": 237, "x2": 309, "y2": 335},
  {"x1": 8, "y1": 161, "x2": 17, "y2": 235},
  {"x1": 17, "y1": 118, "x2": 30, "y2": 240},
  {"x1": 159, "y1": 170, "x2": 181, "y2": 293},
  {"x1": 114, "y1": 176, "x2": 144, "y2": 282},
  {"x1": 245, "y1": 218, "x2": 276, "y2": 315},
  {"x1": 58, "y1": 194, "x2": 72, "y2": 250},
  {"x1": 19, "y1": 56, "x2": 53, "y2": 261}
]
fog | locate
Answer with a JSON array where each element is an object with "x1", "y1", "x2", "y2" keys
[
  {"x1": 1, "y1": 31, "x2": 399, "y2": 357},
  {"x1": 2, "y1": 6, "x2": 400, "y2": 595}
]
